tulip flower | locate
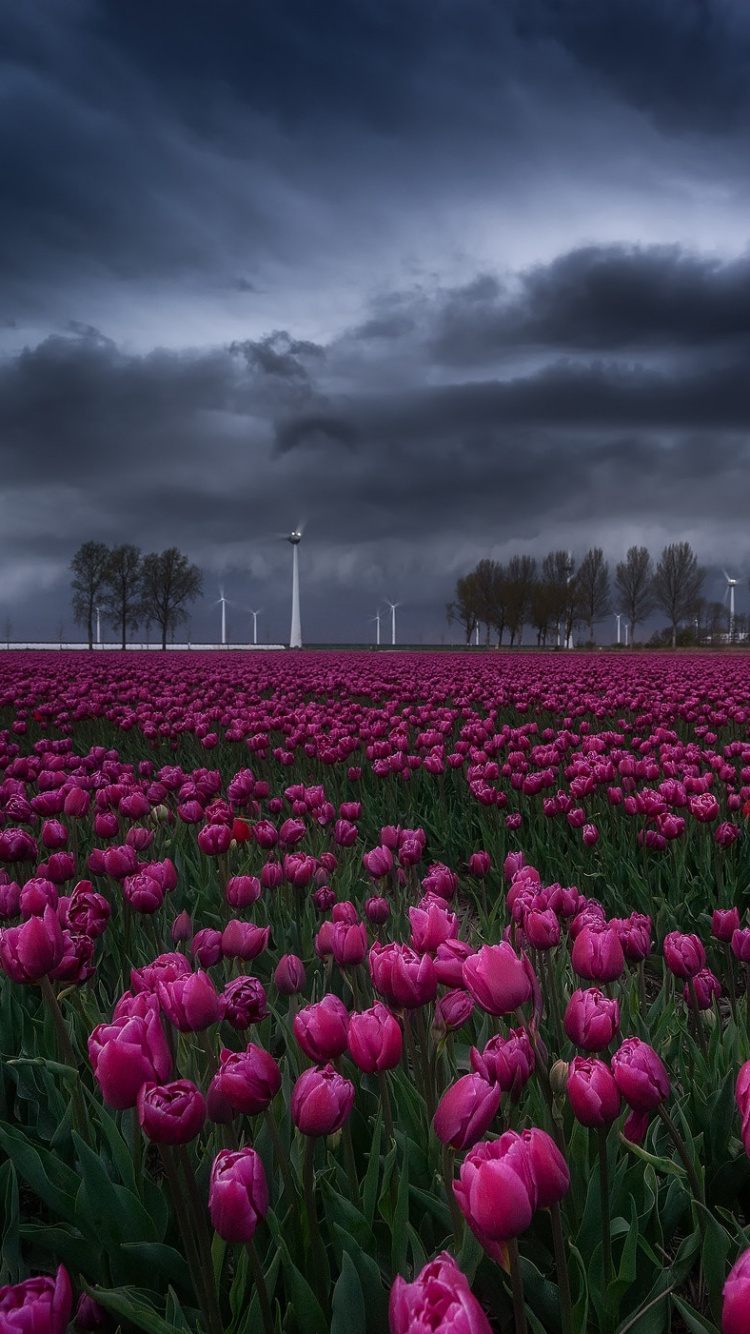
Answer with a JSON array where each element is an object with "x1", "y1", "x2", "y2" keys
[
  {"x1": 571, "y1": 927, "x2": 625, "y2": 983},
  {"x1": 225, "y1": 875, "x2": 262, "y2": 908},
  {"x1": 348, "y1": 1003, "x2": 403, "y2": 1072},
  {"x1": 433, "y1": 1073, "x2": 501, "y2": 1151},
  {"x1": 462, "y1": 943, "x2": 532, "y2": 1016},
  {"x1": 663, "y1": 931, "x2": 706, "y2": 979},
  {"x1": 389, "y1": 1253, "x2": 492, "y2": 1334},
  {"x1": 470, "y1": 1028, "x2": 534, "y2": 1096},
  {"x1": 0, "y1": 1265, "x2": 72, "y2": 1334},
  {"x1": 221, "y1": 920, "x2": 270, "y2": 962},
  {"x1": 369, "y1": 940, "x2": 438, "y2": 1009},
  {"x1": 723, "y1": 1248, "x2": 750, "y2": 1334},
  {"x1": 567, "y1": 1057, "x2": 622, "y2": 1128},
  {"x1": 274, "y1": 953, "x2": 306, "y2": 995},
  {"x1": 215, "y1": 1044, "x2": 281, "y2": 1115},
  {"x1": 564, "y1": 988, "x2": 620, "y2": 1052},
  {"x1": 219, "y1": 976, "x2": 269, "y2": 1029},
  {"x1": 158, "y1": 970, "x2": 220, "y2": 1032},
  {"x1": 453, "y1": 1131, "x2": 536, "y2": 1242},
  {"x1": 89, "y1": 1004, "x2": 172, "y2": 1109},
  {"x1": 291, "y1": 1063, "x2": 355, "y2": 1137},
  {"x1": 0, "y1": 905, "x2": 65, "y2": 982},
  {"x1": 137, "y1": 1079, "x2": 206, "y2": 1144},
  {"x1": 294, "y1": 994, "x2": 350, "y2": 1062},
  {"x1": 209, "y1": 1147, "x2": 269, "y2": 1242}
]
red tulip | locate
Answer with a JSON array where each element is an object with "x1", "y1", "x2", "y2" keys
[
  {"x1": 137, "y1": 1079, "x2": 206, "y2": 1144},
  {"x1": 291, "y1": 1063, "x2": 355, "y2": 1136},
  {"x1": 433, "y1": 1073, "x2": 501, "y2": 1150}
]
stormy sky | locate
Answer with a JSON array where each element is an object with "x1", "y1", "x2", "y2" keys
[{"x1": 2, "y1": 0, "x2": 750, "y2": 645}]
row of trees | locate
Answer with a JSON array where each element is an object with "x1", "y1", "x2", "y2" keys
[
  {"x1": 71, "y1": 543, "x2": 203, "y2": 650},
  {"x1": 447, "y1": 543, "x2": 706, "y2": 648}
]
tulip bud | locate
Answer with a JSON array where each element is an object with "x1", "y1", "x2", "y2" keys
[
  {"x1": 274, "y1": 953, "x2": 306, "y2": 995},
  {"x1": 294, "y1": 994, "x2": 350, "y2": 1062},
  {"x1": 171, "y1": 910, "x2": 192, "y2": 944},
  {"x1": 433, "y1": 1073, "x2": 501, "y2": 1151},
  {"x1": 291, "y1": 1063, "x2": 355, "y2": 1137},
  {"x1": 348, "y1": 1003, "x2": 402, "y2": 1072},
  {"x1": 209, "y1": 1147, "x2": 268, "y2": 1242}
]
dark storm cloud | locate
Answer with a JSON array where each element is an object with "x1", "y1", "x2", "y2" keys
[
  {"x1": 3, "y1": 1, "x2": 750, "y2": 639},
  {"x1": 429, "y1": 247, "x2": 750, "y2": 363}
]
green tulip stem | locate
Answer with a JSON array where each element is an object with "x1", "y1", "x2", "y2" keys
[
  {"x1": 686, "y1": 977, "x2": 708, "y2": 1060},
  {"x1": 341, "y1": 1115, "x2": 361, "y2": 1207},
  {"x1": 441, "y1": 1143, "x2": 463, "y2": 1250},
  {"x1": 246, "y1": 1238, "x2": 274, "y2": 1334},
  {"x1": 655, "y1": 1103, "x2": 704, "y2": 1204},
  {"x1": 549, "y1": 1201, "x2": 574, "y2": 1334},
  {"x1": 597, "y1": 1125, "x2": 613, "y2": 1292},
  {"x1": 302, "y1": 1135, "x2": 329, "y2": 1314},
  {"x1": 198, "y1": 1028, "x2": 219, "y2": 1079},
  {"x1": 377, "y1": 1070, "x2": 395, "y2": 1146},
  {"x1": 723, "y1": 944, "x2": 737, "y2": 1019},
  {"x1": 507, "y1": 1237, "x2": 528, "y2": 1334},
  {"x1": 262, "y1": 1108, "x2": 296, "y2": 1205},
  {"x1": 159, "y1": 1144, "x2": 217, "y2": 1334},
  {"x1": 414, "y1": 1005, "x2": 436, "y2": 1120},
  {"x1": 39, "y1": 975, "x2": 90, "y2": 1145},
  {"x1": 177, "y1": 1144, "x2": 222, "y2": 1334}
]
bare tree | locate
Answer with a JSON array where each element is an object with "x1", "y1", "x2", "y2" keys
[
  {"x1": 577, "y1": 547, "x2": 611, "y2": 643},
  {"x1": 102, "y1": 544, "x2": 143, "y2": 649},
  {"x1": 504, "y1": 555, "x2": 537, "y2": 647},
  {"x1": 447, "y1": 572, "x2": 480, "y2": 645},
  {"x1": 140, "y1": 548, "x2": 203, "y2": 649},
  {"x1": 70, "y1": 541, "x2": 111, "y2": 650},
  {"x1": 615, "y1": 546, "x2": 655, "y2": 647},
  {"x1": 542, "y1": 551, "x2": 577, "y2": 646},
  {"x1": 654, "y1": 542, "x2": 704, "y2": 648}
]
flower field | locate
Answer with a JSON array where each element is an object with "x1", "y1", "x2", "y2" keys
[{"x1": 3, "y1": 649, "x2": 750, "y2": 1333}]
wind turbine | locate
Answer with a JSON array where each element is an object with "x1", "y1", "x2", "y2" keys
[
  {"x1": 287, "y1": 531, "x2": 302, "y2": 648},
  {"x1": 213, "y1": 589, "x2": 228, "y2": 646},
  {"x1": 386, "y1": 600, "x2": 400, "y2": 646},
  {"x1": 614, "y1": 612, "x2": 623, "y2": 645},
  {"x1": 723, "y1": 570, "x2": 738, "y2": 642},
  {"x1": 370, "y1": 609, "x2": 381, "y2": 646},
  {"x1": 95, "y1": 604, "x2": 101, "y2": 646},
  {"x1": 248, "y1": 609, "x2": 262, "y2": 646}
]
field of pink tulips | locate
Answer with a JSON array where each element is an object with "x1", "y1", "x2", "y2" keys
[{"x1": 4, "y1": 650, "x2": 750, "y2": 1333}]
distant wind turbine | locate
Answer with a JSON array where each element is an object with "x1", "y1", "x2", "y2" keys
[
  {"x1": 287, "y1": 530, "x2": 302, "y2": 648},
  {"x1": 614, "y1": 612, "x2": 623, "y2": 645},
  {"x1": 212, "y1": 589, "x2": 228, "y2": 646},
  {"x1": 723, "y1": 570, "x2": 739, "y2": 641},
  {"x1": 370, "y1": 609, "x2": 382, "y2": 646},
  {"x1": 95, "y1": 604, "x2": 102, "y2": 646},
  {"x1": 248, "y1": 609, "x2": 262, "y2": 646},
  {"x1": 386, "y1": 600, "x2": 400, "y2": 646}
]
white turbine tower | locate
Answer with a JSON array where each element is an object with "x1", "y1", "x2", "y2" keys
[
  {"x1": 248, "y1": 609, "x2": 262, "y2": 646},
  {"x1": 614, "y1": 612, "x2": 623, "y2": 645},
  {"x1": 723, "y1": 570, "x2": 738, "y2": 642},
  {"x1": 386, "y1": 600, "x2": 400, "y2": 646},
  {"x1": 95, "y1": 604, "x2": 101, "y2": 646},
  {"x1": 216, "y1": 589, "x2": 228, "y2": 646},
  {"x1": 370, "y1": 609, "x2": 381, "y2": 646},
  {"x1": 287, "y1": 531, "x2": 302, "y2": 648}
]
